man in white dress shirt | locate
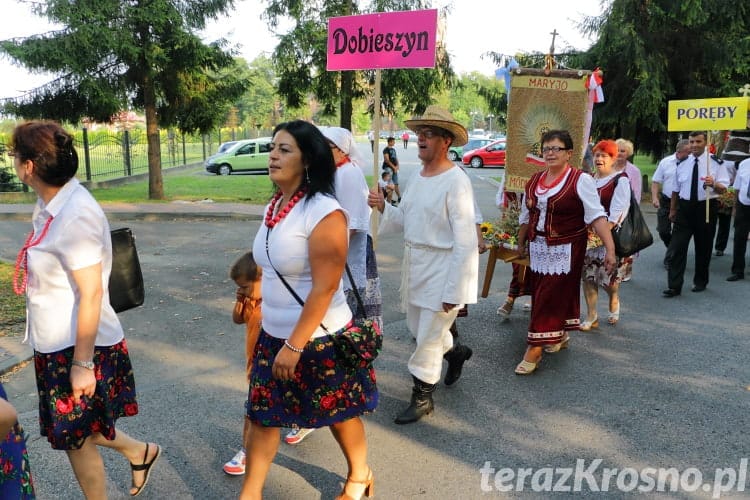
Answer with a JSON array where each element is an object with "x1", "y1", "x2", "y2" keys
[
  {"x1": 651, "y1": 139, "x2": 690, "y2": 267},
  {"x1": 664, "y1": 131, "x2": 731, "y2": 296}
]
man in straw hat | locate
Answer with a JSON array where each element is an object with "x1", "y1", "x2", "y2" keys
[{"x1": 368, "y1": 105, "x2": 478, "y2": 424}]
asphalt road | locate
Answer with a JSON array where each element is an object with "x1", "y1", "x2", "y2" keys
[{"x1": 0, "y1": 145, "x2": 748, "y2": 499}]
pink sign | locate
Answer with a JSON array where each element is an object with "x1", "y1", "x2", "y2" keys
[{"x1": 327, "y1": 9, "x2": 438, "y2": 71}]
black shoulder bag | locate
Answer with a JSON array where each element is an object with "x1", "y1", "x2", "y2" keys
[
  {"x1": 109, "y1": 228, "x2": 145, "y2": 313},
  {"x1": 265, "y1": 228, "x2": 382, "y2": 369},
  {"x1": 611, "y1": 174, "x2": 654, "y2": 258}
]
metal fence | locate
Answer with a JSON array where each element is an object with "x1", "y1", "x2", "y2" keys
[{"x1": 0, "y1": 127, "x2": 269, "y2": 192}]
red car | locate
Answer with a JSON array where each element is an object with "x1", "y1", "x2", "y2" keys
[{"x1": 462, "y1": 139, "x2": 506, "y2": 168}]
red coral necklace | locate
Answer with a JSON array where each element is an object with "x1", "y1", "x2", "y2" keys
[
  {"x1": 536, "y1": 165, "x2": 570, "y2": 195},
  {"x1": 335, "y1": 156, "x2": 349, "y2": 168},
  {"x1": 265, "y1": 188, "x2": 306, "y2": 228},
  {"x1": 13, "y1": 215, "x2": 54, "y2": 295}
]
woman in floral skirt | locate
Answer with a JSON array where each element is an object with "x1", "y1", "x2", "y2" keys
[
  {"x1": 11, "y1": 121, "x2": 160, "y2": 498},
  {"x1": 241, "y1": 121, "x2": 377, "y2": 500}
]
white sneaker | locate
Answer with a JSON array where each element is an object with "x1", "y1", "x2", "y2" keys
[
  {"x1": 284, "y1": 428, "x2": 315, "y2": 445},
  {"x1": 223, "y1": 448, "x2": 246, "y2": 475},
  {"x1": 522, "y1": 302, "x2": 532, "y2": 312}
]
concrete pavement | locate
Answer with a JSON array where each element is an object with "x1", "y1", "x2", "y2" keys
[{"x1": 0, "y1": 153, "x2": 748, "y2": 499}]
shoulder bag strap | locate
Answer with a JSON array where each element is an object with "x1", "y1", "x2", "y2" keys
[{"x1": 265, "y1": 227, "x2": 331, "y2": 333}]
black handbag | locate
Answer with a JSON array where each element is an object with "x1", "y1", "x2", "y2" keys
[
  {"x1": 265, "y1": 230, "x2": 382, "y2": 368},
  {"x1": 611, "y1": 177, "x2": 654, "y2": 258},
  {"x1": 109, "y1": 228, "x2": 145, "y2": 313}
]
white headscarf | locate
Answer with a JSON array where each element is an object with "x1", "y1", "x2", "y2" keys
[{"x1": 318, "y1": 126, "x2": 367, "y2": 169}]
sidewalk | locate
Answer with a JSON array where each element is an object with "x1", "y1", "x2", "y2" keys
[{"x1": 0, "y1": 200, "x2": 265, "y2": 377}]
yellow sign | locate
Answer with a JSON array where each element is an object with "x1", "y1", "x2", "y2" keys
[{"x1": 667, "y1": 97, "x2": 749, "y2": 131}]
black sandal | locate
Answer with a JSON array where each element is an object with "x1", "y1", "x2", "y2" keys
[{"x1": 130, "y1": 443, "x2": 161, "y2": 497}]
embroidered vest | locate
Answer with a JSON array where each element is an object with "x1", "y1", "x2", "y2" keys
[{"x1": 525, "y1": 167, "x2": 587, "y2": 245}]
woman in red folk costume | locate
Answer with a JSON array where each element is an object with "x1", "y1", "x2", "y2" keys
[{"x1": 514, "y1": 130, "x2": 616, "y2": 375}]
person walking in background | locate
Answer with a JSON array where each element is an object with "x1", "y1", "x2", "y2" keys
[
  {"x1": 242, "y1": 121, "x2": 376, "y2": 500},
  {"x1": 494, "y1": 185, "x2": 531, "y2": 319},
  {"x1": 401, "y1": 130, "x2": 410, "y2": 149},
  {"x1": 368, "y1": 106, "x2": 477, "y2": 424},
  {"x1": 580, "y1": 140, "x2": 632, "y2": 330},
  {"x1": 222, "y1": 252, "x2": 262, "y2": 476},
  {"x1": 367, "y1": 130, "x2": 374, "y2": 152},
  {"x1": 615, "y1": 138, "x2": 642, "y2": 282},
  {"x1": 0, "y1": 383, "x2": 35, "y2": 498},
  {"x1": 726, "y1": 156, "x2": 750, "y2": 281},
  {"x1": 382, "y1": 136, "x2": 401, "y2": 203},
  {"x1": 651, "y1": 139, "x2": 690, "y2": 268},
  {"x1": 714, "y1": 159, "x2": 737, "y2": 256},
  {"x1": 10, "y1": 121, "x2": 160, "y2": 498},
  {"x1": 379, "y1": 170, "x2": 396, "y2": 205},
  {"x1": 663, "y1": 131, "x2": 731, "y2": 296},
  {"x1": 514, "y1": 130, "x2": 615, "y2": 375}
]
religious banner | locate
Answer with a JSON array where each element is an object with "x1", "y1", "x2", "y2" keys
[
  {"x1": 505, "y1": 68, "x2": 592, "y2": 193},
  {"x1": 326, "y1": 9, "x2": 438, "y2": 71}
]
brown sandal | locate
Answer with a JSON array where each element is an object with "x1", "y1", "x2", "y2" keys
[{"x1": 335, "y1": 468, "x2": 374, "y2": 500}]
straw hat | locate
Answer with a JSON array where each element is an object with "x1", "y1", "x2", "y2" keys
[{"x1": 405, "y1": 105, "x2": 468, "y2": 146}]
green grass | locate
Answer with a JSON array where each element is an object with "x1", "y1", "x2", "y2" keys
[
  {"x1": 90, "y1": 173, "x2": 278, "y2": 204},
  {"x1": 88, "y1": 170, "x2": 377, "y2": 204},
  {"x1": 0, "y1": 262, "x2": 26, "y2": 329},
  {"x1": 633, "y1": 153, "x2": 657, "y2": 181}
]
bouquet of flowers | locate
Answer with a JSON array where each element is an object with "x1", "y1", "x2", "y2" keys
[
  {"x1": 481, "y1": 205, "x2": 521, "y2": 249},
  {"x1": 717, "y1": 186, "x2": 735, "y2": 214},
  {"x1": 587, "y1": 229, "x2": 604, "y2": 250}
]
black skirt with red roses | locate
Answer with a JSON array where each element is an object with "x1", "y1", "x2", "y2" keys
[
  {"x1": 247, "y1": 329, "x2": 378, "y2": 428},
  {"x1": 33, "y1": 339, "x2": 138, "y2": 450}
]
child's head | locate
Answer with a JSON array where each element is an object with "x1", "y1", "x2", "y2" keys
[
  {"x1": 230, "y1": 252, "x2": 260, "y2": 285},
  {"x1": 381, "y1": 170, "x2": 392, "y2": 181}
]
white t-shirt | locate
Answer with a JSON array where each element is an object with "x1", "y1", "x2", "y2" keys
[
  {"x1": 253, "y1": 193, "x2": 352, "y2": 339},
  {"x1": 25, "y1": 178, "x2": 124, "y2": 353},
  {"x1": 334, "y1": 161, "x2": 370, "y2": 291}
]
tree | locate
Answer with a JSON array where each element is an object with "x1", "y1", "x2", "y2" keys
[
  {"x1": 0, "y1": 0, "x2": 249, "y2": 199},
  {"x1": 263, "y1": 0, "x2": 456, "y2": 130},
  {"x1": 575, "y1": 0, "x2": 750, "y2": 158}
]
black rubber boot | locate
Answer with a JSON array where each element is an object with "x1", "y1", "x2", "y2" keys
[
  {"x1": 443, "y1": 343, "x2": 473, "y2": 386},
  {"x1": 394, "y1": 376, "x2": 436, "y2": 424}
]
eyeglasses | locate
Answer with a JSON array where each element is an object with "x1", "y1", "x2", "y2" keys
[
  {"x1": 541, "y1": 146, "x2": 570, "y2": 154},
  {"x1": 415, "y1": 127, "x2": 444, "y2": 139}
]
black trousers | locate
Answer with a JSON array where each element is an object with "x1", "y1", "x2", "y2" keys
[
  {"x1": 657, "y1": 194, "x2": 675, "y2": 264},
  {"x1": 731, "y1": 202, "x2": 750, "y2": 276},
  {"x1": 657, "y1": 194, "x2": 673, "y2": 246},
  {"x1": 667, "y1": 199, "x2": 718, "y2": 291},
  {"x1": 714, "y1": 211, "x2": 732, "y2": 252}
]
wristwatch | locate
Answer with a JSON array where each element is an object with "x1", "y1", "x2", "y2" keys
[{"x1": 72, "y1": 359, "x2": 95, "y2": 370}]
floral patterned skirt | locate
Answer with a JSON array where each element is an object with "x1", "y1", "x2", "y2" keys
[
  {"x1": 582, "y1": 246, "x2": 630, "y2": 287},
  {"x1": 247, "y1": 329, "x2": 378, "y2": 428},
  {"x1": 34, "y1": 340, "x2": 138, "y2": 450},
  {"x1": 0, "y1": 384, "x2": 35, "y2": 499}
]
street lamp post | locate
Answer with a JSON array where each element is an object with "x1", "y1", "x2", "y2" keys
[{"x1": 487, "y1": 114, "x2": 495, "y2": 134}]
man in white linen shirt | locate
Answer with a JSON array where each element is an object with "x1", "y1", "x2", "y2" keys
[
  {"x1": 368, "y1": 106, "x2": 478, "y2": 425},
  {"x1": 651, "y1": 139, "x2": 690, "y2": 267}
]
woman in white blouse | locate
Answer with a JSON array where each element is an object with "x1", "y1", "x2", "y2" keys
[
  {"x1": 11, "y1": 121, "x2": 159, "y2": 497},
  {"x1": 580, "y1": 140, "x2": 632, "y2": 330}
]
